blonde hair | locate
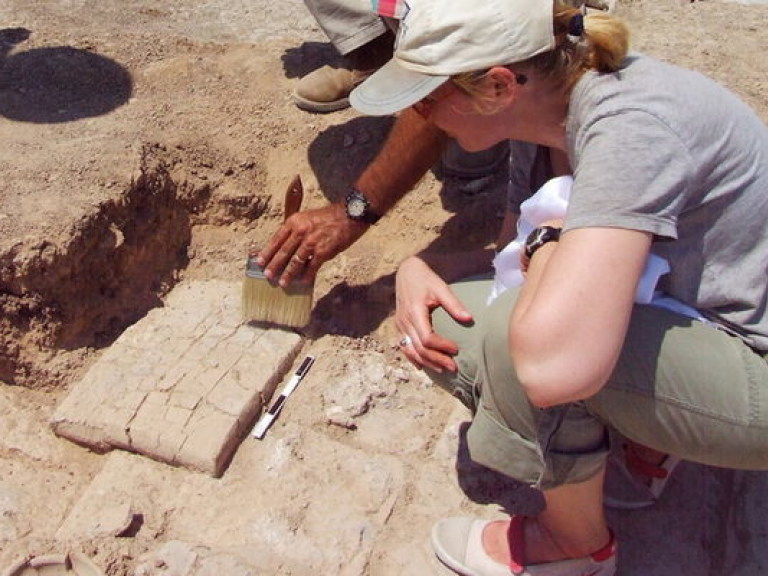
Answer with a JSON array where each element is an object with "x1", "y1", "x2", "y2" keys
[{"x1": 452, "y1": 3, "x2": 630, "y2": 106}]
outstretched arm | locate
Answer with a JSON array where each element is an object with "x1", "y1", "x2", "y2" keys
[{"x1": 257, "y1": 109, "x2": 448, "y2": 286}]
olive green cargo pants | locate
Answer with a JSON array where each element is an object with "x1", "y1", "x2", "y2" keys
[{"x1": 430, "y1": 278, "x2": 768, "y2": 489}]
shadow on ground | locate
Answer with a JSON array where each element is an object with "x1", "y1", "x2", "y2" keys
[
  {"x1": 307, "y1": 115, "x2": 396, "y2": 202},
  {"x1": 305, "y1": 117, "x2": 507, "y2": 338},
  {"x1": 0, "y1": 27, "x2": 132, "y2": 123},
  {"x1": 307, "y1": 273, "x2": 396, "y2": 339},
  {"x1": 280, "y1": 41, "x2": 344, "y2": 80}
]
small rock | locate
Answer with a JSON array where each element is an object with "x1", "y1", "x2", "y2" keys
[
  {"x1": 390, "y1": 368, "x2": 410, "y2": 383},
  {"x1": 326, "y1": 406, "x2": 358, "y2": 429}
]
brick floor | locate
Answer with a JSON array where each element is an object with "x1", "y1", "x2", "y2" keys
[{"x1": 51, "y1": 280, "x2": 303, "y2": 477}]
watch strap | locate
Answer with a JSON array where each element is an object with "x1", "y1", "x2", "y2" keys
[{"x1": 524, "y1": 226, "x2": 561, "y2": 260}]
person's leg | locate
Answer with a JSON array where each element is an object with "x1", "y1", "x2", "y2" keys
[
  {"x1": 445, "y1": 285, "x2": 768, "y2": 567},
  {"x1": 471, "y1": 291, "x2": 768, "y2": 480},
  {"x1": 431, "y1": 282, "x2": 613, "y2": 563},
  {"x1": 461, "y1": 286, "x2": 613, "y2": 564},
  {"x1": 535, "y1": 472, "x2": 610, "y2": 559},
  {"x1": 468, "y1": 287, "x2": 610, "y2": 489},
  {"x1": 586, "y1": 306, "x2": 768, "y2": 470},
  {"x1": 303, "y1": 0, "x2": 388, "y2": 56},
  {"x1": 428, "y1": 275, "x2": 494, "y2": 411},
  {"x1": 295, "y1": 0, "x2": 394, "y2": 112},
  {"x1": 598, "y1": 308, "x2": 768, "y2": 508},
  {"x1": 482, "y1": 471, "x2": 610, "y2": 565}
]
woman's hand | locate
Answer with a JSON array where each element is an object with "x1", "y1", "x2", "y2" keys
[{"x1": 395, "y1": 256, "x2": 473, "y2": 373}]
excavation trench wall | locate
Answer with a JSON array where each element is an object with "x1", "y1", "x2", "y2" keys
[{"x1": 0, "y1": 144, "x2": 268, "y2": 388}]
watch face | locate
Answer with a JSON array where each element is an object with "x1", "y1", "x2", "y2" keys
[
  {"x1": 345, "y1": 190, "x2": 381, "y2": 224},
  {"x1": 347, "y1": 198, "x2": 366, "y2": 218},
  {"x1": 524, "y1": 226, "x2": 561, "y2": 259}
]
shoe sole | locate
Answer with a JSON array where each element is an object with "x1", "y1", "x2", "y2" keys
[{"x1": 292, "y1": 91, "x2": 350, "y2": 113}]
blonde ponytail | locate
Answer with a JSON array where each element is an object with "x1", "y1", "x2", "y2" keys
[
  {"x1": 581, "y1": 11, "x2": 630, "y2": 73},
  {"x1": 453, "y1": 2, "x2": 630, "y2": 97}
]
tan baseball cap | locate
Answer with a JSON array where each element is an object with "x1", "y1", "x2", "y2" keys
[{"x1": 350, "y1": 0, "x2": 556, "y2": 116}]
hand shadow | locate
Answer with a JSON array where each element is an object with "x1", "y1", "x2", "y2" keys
[
  {"x1": 0, "y1": 27, "x2": 132, "y2": 123},
  {"x1": 304, "y1": 273, "x2": 395, "y2": 339}
]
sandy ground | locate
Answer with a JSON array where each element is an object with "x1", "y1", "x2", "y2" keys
[{"x1": 1, "y1": 0, "x2": 768, "y2": 574}]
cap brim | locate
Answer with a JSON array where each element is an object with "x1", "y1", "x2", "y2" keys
[{"x1": 350, "y1": 59, "x2": 448, "y2": 116}]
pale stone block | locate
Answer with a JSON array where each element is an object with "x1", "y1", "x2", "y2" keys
[
  {"x1": 165, "y1": 405, "x2": 193, "y2": 427},
  {"x1": 156, "y1": 428, "x2": 189, "y2": 464},
  {"x1": 56, "y1": 493, "x2": 134, "y2": 540},
  {"x1": 206, "y1": 371, "x2": 251, "y2": 416},
  {"x1": 161, "y1": 360, "x2": 194, "y2": 389},
  {"x1": 169, "y1": 390, "x2": 202, "y2": 411},
  {"x1": 193, "y1": 365, "x2": 230, "y2": 393},
  {"x1": 51, "y1": 281, "x2": 302, "y2": 476},
  {"x1": 177, "y1": 408, "x2": 238, "y2": 476}
]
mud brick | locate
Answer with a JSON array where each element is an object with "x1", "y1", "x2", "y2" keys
[
  {"x1": 176, "y1": 405, "x2": 239, "y2": 476},
  {"x1": 51, "y1": 280, "x2": 302, "y2": 476},
  {"x1": 206, "y1": 370, "x2": 252, "y2": 417}
]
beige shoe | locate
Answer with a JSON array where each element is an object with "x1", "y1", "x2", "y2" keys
[
  {"x1": 292, "y1": 65, "x2": 374, "y2": 113},
  {"x1": 431, "y1": 516, "x2": 618, "y2": 576}
]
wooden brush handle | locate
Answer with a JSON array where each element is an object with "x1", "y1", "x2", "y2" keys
[
  {"x1": 245, "y1": 175, "x2": 304, "y2": 260},
  {"x1": 284, "y1": 174, "x2": 303, "y2": 221}
]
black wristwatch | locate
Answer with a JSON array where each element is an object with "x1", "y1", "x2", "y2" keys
[
  {"x1": 344, "y1": 189, "x2": 382, "y2": 225},
  {"x1": 524, "y1": 226, "x2": 561, "y2": 260}
]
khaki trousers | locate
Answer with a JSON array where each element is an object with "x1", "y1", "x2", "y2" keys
[
  {"x1": 431, "y1": 277, "x2": 768, "y2": 489},
  {"x1": 303, "y1": 0, "x2": 389, "y2": 55}
]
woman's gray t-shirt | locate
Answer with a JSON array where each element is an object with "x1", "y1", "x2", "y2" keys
[{"x1": 564, "y1": 53, "x2": 768, "y2": 351}]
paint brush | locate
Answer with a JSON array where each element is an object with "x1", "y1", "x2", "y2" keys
[{"x1": 242, "y1": 174, "x2": 313, "y2": 328}]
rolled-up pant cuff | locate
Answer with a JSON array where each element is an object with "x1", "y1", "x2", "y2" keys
[
  {"x1": 468, "y1": 401, "x2": 609, "y2": 490},
  {"x1": 467, "y1": 403, "x2": 544, "y2": 486}
]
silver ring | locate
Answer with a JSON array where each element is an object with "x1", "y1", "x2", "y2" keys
[
  {"x1": 399, "y1": 335, "x2": 413, "y2": 348},
  {"x1": 292, "y1": 254, "x2": 308, "y2": 264}
]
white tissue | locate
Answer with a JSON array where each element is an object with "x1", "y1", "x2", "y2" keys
[{"x1": 487, "y1": 176, "x2": 706, "y2": 324}]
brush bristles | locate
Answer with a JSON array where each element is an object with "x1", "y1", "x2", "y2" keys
[{"x1": 242, "y1": 277, "x2": 313, "y2": 329}]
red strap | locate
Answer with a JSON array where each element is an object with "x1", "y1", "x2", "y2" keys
[
  {"x1": 625, "y1": 444, "x2": 669, "y2": 479},
  {"x1": 590, "y1": 530, "x2": 617, "y2": 562},
  {"x1": 506, "y1": 516, "x2": 616, "y2": 569},
  {"x1": 506, "y1": 516, "x2": 527, "y2": 573}
]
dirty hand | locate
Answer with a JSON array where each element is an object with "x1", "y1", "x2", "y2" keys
[
  {"x1": 256, "y1": 204, "x2": 368, "y2": 287},
  {"x1": 395, "y1": 256, "x2": 473, "y2": 373}
]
